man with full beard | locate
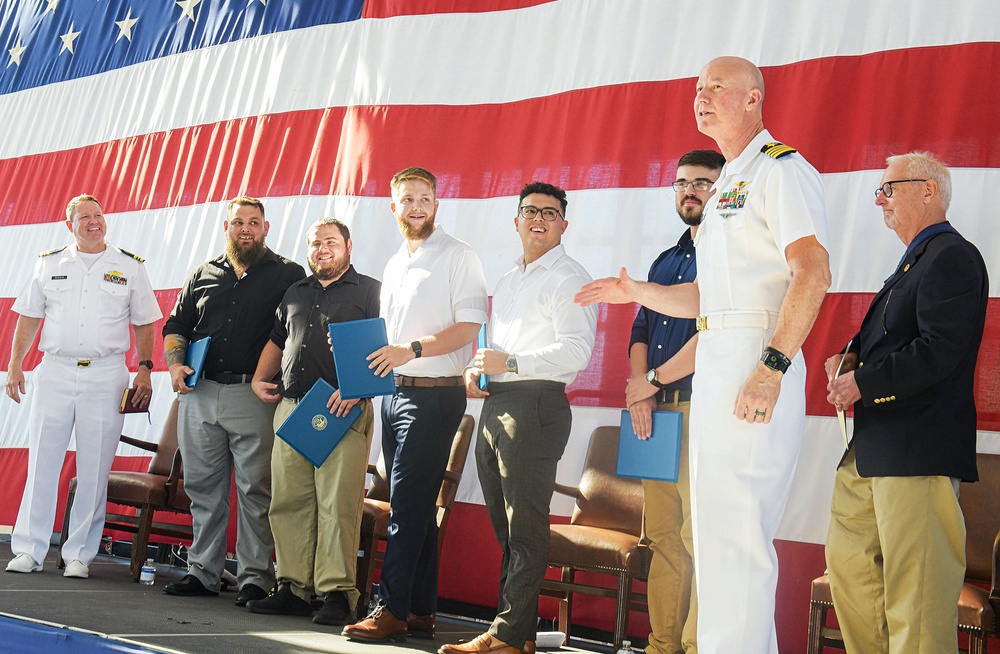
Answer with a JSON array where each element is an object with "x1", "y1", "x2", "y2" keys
[
  {"x1": 626, "y1": 149, "x2": 724, "y2": 654},
  {"x1": 162, "y1": 196, "x2": 305, "y2": 605},
  {"x1": 246, "y1": 217, "x2": 380, "y2": 625},
  {"x1": 343, "y1": 167, "x2": 488, "y2": 643}
]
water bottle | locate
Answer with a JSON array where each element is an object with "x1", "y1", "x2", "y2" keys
[
  {"x1": 616, "y1": 640, "x2": 636, "y2": 654},
  {"x1": 139, "y1": 559, "x2": 156, "y2": 585}
]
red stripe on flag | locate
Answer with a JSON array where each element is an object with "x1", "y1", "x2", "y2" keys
[
  {"x1": 361, "y1": 0, "x2": 556, "y2": 19},
  {"x1": 2, "y1": 43, "x2": 999, "y2": 226}
]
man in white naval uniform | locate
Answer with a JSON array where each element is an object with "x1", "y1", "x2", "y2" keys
[
  {"x1": 576, "y1": 57, "x2": 831, "y2": 653},
  {"x1": 5, "y1": 194, "x2": 161, "y2": 579}
]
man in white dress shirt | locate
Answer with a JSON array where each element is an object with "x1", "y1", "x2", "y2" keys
[
  {"x1": 4, "y1": 194, "x2": 161, "y2": 579},
  {"x1": 439, "y1": 182, "x2": 597, "y2": 654}
]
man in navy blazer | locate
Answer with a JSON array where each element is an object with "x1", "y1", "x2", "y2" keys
[{"x1": 824, "y1": 151, "x2": 989, "y2": 653}]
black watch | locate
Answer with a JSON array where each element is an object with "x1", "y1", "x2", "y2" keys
[
  {"x1": 410, "y1": 341, "x2": 423, "y2": 359},
  {"x1": 645, "y1": 368, "x2": 668, "y2": 389},
  {"x1": 138, "y1": 360, "x2": 154, "y2": 371},
  {"x1": 760, "y1": 347, "x2": 791, "y2": 374}
]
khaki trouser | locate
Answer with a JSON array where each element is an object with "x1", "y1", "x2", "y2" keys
[
  {"x1": 270, "y1": 397, "x2": 374, "y2": 608},
  {"x1": 826, "y1": 448, "x2": 965, "y2": 654},
  {"x1": 643, "y1": 398, "x2": 697, "y2": 654}
]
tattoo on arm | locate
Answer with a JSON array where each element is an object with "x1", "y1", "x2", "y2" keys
[{"x1": 163, "y1": 335, "x2": 189, "y2": 367}]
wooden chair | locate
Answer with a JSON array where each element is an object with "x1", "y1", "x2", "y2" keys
[
  {"x1": 355, "y1": 414, "x2": 476, "y2": 616},
  {"x1": 58, "y1": 398, "x2": 193, "y2": 581},
  {"x1": 807, "y1": 452, "x2": 1000, "y2": 653},
  {"x1": 538, "y1": 425, "x2": 649, "y2": 650}
]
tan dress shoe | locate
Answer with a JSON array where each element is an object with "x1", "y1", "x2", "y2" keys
[
  {"x1": 407, "y1": 612, "x2": 435, "y2": 639},
  {"x1": 439, "y1": 633, "x2": 524, "y2": 654},
  {"x1": 342, "y1": 604, "x2": 408, "y2": 642}
]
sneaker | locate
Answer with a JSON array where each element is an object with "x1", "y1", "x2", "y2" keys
[
  {"x1": 246, "y1": 584, "x2": 313, "y2": 616},
  {"x1": 63, "y1": 560, "x2": 89, "y2": 578},
  {"x1": 235, "y1": 583, "x2": 269, "y2": 607},
  {"x1": 312, "y1": 591, "x2": 351, "y2": 625},
  {"x1": 5, "y1": 553, "x2": 42, "y2": 573}
]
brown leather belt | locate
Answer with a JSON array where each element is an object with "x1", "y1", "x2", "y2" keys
[{"x1": 394, "y1": 375, "x2": 464, "y2": 388}]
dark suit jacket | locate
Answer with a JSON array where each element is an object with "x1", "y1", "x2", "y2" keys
[{"x1": 849, "y1": 227, "x2": 988, "y2": 481}]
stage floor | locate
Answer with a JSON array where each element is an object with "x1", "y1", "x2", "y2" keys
[{"x1": 0, "y1": 545, "x2": 595, "y2": 654}]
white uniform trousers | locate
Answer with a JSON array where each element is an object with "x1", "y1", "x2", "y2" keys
[
  {"x1": 688, "y1": 329, "x2": 805, "y2": 654},
  {"x1": 12, "y1": 354, "x2": 128, "y2": 566}
]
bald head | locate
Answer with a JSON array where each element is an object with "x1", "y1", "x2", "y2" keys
[{"x1": 695, "y1": 57, "x2": 766, "y2": 158}]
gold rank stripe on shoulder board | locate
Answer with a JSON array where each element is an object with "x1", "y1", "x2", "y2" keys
[
  {"x1": 39, "y1": 246, "x2": 66, "y2": 257},
  {"x1": 120, "y1": 248, "x2": 145, "y2": 263},
  {"x1": 761, "y1": 142, "x2": 797, "y2": 159}
]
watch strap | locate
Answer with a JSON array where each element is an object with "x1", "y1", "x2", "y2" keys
[
  {"x1": 410, "y1": 341, "x2": 422, "y2": 358},
  {"x1": 138, "y1": 360, "x2": 154, "y2": 370},
  {"x1": 760, "y1": 346, "x2": 791, "y2": 374}
]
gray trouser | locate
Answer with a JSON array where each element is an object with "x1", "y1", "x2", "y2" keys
[
  {"x1": 477, "y1": 381, "x2": 571, "y2": 649},
  {"x1": 177, "y1": 380, "x2": 277, "y2": 592}
]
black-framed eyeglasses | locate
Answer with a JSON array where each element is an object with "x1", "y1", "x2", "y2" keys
[
  {"x1": 671, "y1": 179, "x2": 714, "y2": 193},
  {"x1": 518, "y1": 205, "x2": 563, "y2": 221},
  {"x1": 874, "y1": 179, "x2": 927, "y2": 199}
]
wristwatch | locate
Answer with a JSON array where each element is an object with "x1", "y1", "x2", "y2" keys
[
  {"x1": 138, "y1": 360, "x2": 154, "y2": 371},
  {"x1": 645, "y1": 368, "x2": 668, "y2": 389},
  {"x1": 410, "y1": 341, "x2": 423, "y2": 358},
  {"x1": 760, "y1": 346, "x2": 791, "y2": 374},
  {"x1": 505, "y1": 354, "x2": 518, "y2": 374}
]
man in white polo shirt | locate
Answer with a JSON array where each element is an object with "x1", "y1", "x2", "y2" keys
[{"x1": 343, "y1": 166, "x2": 488, "y2": 643}]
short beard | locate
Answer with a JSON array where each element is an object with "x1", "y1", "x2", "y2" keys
[
  {"x1": 310, "y1": 256, "x2": 350, "y2": 281},
  {"x1": 396, "y1": 214, "x2": 435, "y2": 241},
  {"x1": 676, "y1": 205, "x2": 705, "y2": 226},
  {"x1": 226, "y1": 237, "x2": 266, "y2": 269}
]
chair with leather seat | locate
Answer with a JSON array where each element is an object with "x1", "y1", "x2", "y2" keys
[
  {"x1": 58, "y1": 398, "x2": 193, "y2": 581},
  {"x1": 538, "y1": 425, "x2": 649, "y2": 650},
  {"x1": 806, "y1": 451, "x2": 1000, "y2": 653},
  {"x1": 354, "y1": 414, "x2": 476, "y2": 616}
]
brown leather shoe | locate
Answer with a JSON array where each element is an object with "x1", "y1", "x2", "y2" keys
[
  {"x1": 439, "y1": 633, "x2": 523, "y2": 654},
  {"x1": 524, "y1": 641, "x2": 536, "y2": 654},
  {"x1": 342, "y1": 604, "x2": 408, "y2": 642},
  {"x1": 407, "y1": 612, "x2": 435, "y2": 639}
]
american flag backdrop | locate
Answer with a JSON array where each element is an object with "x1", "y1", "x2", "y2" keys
[{"x1": 1, "y1": 1, "x2": 998, "y2": 650}]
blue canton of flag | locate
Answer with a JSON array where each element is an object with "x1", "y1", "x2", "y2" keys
[{"x1": 1, "y1": 0, "x2": 364, "y2": 95}]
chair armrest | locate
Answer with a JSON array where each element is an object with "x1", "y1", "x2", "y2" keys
[
  {"x1": 166, "y1": 448, "x2": 183, "y2": 485},
  {"x1": 367, "y1": 463, "x2": 378, "y2": 476},
  {"x1": 119, "y1": 434, "x2": 157, "y2": 453},
  {"x1": 443, "y1": 470, "x2": 462, "y2": 485},
  {"x1": 553, "y1": 482, "x2": 582, "y2": 500}
]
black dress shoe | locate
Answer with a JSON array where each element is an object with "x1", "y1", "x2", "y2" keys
[
  {"x1": 246, "y1": 584, "x2": 312, "y2": 615},
  {"x1": 164, "y1": 574, "x2": 218, "y2": 597},
  {"x1": 312, "y1": 591, "x2": 351, "y2": 625},
  {"x1": 236, "y1": 583, "x2": 269, "y2": 607}
]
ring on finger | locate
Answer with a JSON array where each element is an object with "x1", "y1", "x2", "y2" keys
[{"x1": 754, "y1": 409, "x2": 766, "y2": 417}]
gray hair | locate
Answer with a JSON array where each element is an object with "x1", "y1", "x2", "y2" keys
[{"x1": 886, "y1": 151, "x2": 952, "y2": 211}]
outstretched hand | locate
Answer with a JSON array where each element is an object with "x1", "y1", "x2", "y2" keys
[{"x1": 574, "y1": 268, "x2": 637, "y2": 306}]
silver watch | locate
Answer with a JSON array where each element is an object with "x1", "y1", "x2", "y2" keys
[{"x1": 505, "y1": 354, "x2": 518, "y2": 374}]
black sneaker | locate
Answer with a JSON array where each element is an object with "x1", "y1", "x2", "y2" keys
[
  {"x1": 164, "y1": 574, "x2": 218, "y2": 597},
  {"x1": 236, "y1": 583, "x2": 269, "y2": 607},
  {"x1": 312, "y1": 591, "x2": 351, "y2": 625},
  {"x1": 246, "y1": 584, "x2": 313, "y2": 616}
]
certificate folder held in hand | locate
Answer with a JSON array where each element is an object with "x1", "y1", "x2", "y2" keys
[
  {"x1": 184, "y1": 336, "x2": 211, "y2": 387},
  {"x1": 327, "y1": 318, "x2": 396, "y2": 400},
  {"x1": 616, "y1": 409, "x2": 683, "y2": 482},
  {"x1": 275, "y1": 378, "x2": 362, "y2": 468}
]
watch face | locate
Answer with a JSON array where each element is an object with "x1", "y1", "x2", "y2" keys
[
  {"x1": 646, "y1": 369, "x2": 656, "y2": 384},
  {"x1": 506, "y1": 356, "x2": 517, "y2": 372}
]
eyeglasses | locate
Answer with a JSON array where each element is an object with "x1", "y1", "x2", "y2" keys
[
  {"x1": 671, "y1": 179, "x2": 714, "y2": 193},
  {"x1": 518, "y1": 205, "x2": 563, "y2": 221},
  {"x1": 874, "y1": 179, "x2": 927, "y2": 199}
]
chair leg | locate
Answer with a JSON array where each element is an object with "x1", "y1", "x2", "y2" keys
[
  {"x1": 130, "y1": 505, "x2": 155, "y2": 581},
  {"x1": 355, "y1": 527, "x2": 377, "y2": 619},
  {"x1": 558, "y1": 567, "x2": 574, "y2": 644},
  {"x1": 966, "y1": 629, "x2": 986, "y2": 654},
  {"x1": 57, "y1": 486, "x2": 77, "y2": 570},
  {"x1": 806, "y1": 601, "x2": 826, "y2": 654},
  {"x1": 614, "y1": 571, "x2": 633, "y2": 651}
]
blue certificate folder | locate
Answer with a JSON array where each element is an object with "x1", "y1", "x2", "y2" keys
[
  {"x1": 616, "y1": 409, "x2": 683, "y2": 482},
  {"x1": 327, "y1": 317, "x2": 396, "y2": 400},
  {"x1": 184, "y1": 336, "x2": 211, "y2": 388},
  {"x1": 477, "y1": 323, "x2": 488, "y2": 390},
  {"x1": 275, "y1": 378, "x2": 362, "y2": 468}
]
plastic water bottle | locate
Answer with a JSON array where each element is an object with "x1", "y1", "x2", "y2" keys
[
  {"x1": 139, "y1": 559, "x2": 156, "y2": 585},
  {"x1": 616, "y1": 640, "x2": 637, "y2": 654}
]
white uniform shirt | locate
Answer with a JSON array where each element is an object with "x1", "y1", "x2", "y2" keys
[
  {"x1": 381, "y1": 226, "x2": 488, "y2": 377},
  {"x1": 12, "y1": 244, "x2": 162, "y2": 359},
  {"x1": 487, "y1": 244, "x2": 597, "y2": 384},
  {"x1": 694, "y1": 129, "x2": 829, "y2": 314}
]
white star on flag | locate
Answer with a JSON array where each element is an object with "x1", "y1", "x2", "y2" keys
[
  {"x1": 59, "y1": 22, "x2": 80, "y2": 55},
  {"x1": 7, "y1": 39, "x2": 26, "y2": 68},
  {"x1": 115, "y1": 9, "x2": 139, "y2": 43},
  {"x1": 247, "y1": 0, "x2": 267, "y2": 6},
  {"x1": 176, "y1": 0, "x2": 202, "y2": 22},
  {"x1": 44, "y1": 0, "x2": 59, "y2": 16}
]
